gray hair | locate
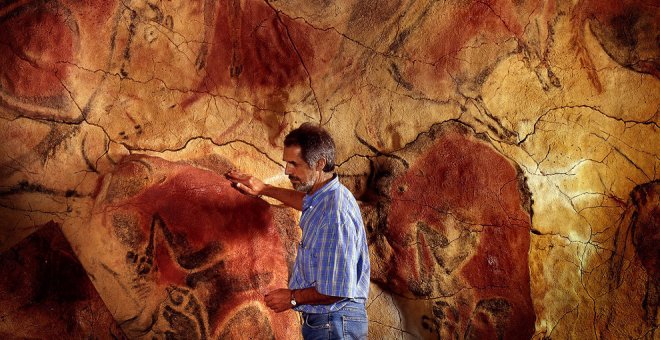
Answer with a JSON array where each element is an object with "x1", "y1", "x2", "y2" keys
[{"x1": 284, "y1": 123, "x2": 336, "y2": 172}]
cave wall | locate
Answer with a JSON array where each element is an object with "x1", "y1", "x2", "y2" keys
[{"x1": 0, "y1": 0, "x2": 658, "y2": 339}]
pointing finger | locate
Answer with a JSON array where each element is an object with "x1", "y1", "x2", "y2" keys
[{"x1": 225, "y1": 171, "x2": 244, "y2": 179}]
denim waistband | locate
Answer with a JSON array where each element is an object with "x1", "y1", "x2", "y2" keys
[{"x1": 301, "y1": 299, "x2": 366, "y2": 316}]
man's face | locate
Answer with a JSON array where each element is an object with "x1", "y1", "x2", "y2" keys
[{"x1": 283, "y1": 145, "x2": 318, "y2": 193}]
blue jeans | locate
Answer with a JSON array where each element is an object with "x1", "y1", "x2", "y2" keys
[{"x1": 301, "y1": 302, "x2": 368, "y2": 339}]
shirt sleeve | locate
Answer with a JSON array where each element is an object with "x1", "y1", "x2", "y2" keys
[{"x1": 313, "y1": 220, "x2": 358, "y2": 298}]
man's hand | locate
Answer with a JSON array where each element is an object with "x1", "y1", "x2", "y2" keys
[
  {"x1": 264, "y1": 288, "x2": 293, "y2": 313},
  {"x1": 225, "y1": 170, "x2": 267, "y2": 197},
  {"x1": 226, "y1": 170, "x2": 305, "y2": 210}
]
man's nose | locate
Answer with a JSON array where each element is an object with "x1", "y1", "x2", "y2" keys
[{"x1": 284, "y1": 164, "x2": 293, "y2": 175}]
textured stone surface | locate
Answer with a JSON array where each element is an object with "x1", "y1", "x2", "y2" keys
[
  {"x1": 365, "y1": 122, "x2": 535, "y2": 339},
  {"x1": 0, "y1": 222, "x2": 125, "y2": 339},
  {"x1": 79, "y1": 155, "x2": 300, "y2": 338},
  {"x1": 0, "y1": 0, "x2": 658, "y2": 338}
]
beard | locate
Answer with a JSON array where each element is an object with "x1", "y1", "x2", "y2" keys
[{"x1": 290, "y1": 175, "x2": 314, "y2": 193}]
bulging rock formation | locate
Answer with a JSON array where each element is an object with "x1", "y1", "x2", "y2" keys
[
  {"x1": 84, "y1": 155, "x2": 300, "y2": 339},
  {"x1": 365, "y1": 122, "x2": 535, "y2": 339}
]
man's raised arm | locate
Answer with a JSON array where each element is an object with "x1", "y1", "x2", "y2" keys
[{"x1": 226, "y1": 171, "x2": 304, "y2": 211}]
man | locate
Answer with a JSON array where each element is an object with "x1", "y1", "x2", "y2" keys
[{"x1": 226, "y1": 123, "x2": 370, "y2": 339}]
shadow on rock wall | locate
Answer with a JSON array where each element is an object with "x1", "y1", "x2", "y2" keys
[
  {"x1": 363, "y1": 121, "x2": 535, "y2": 339},
  {"x1": 605, "y1": 181, "x2": 659, "y2": 339},
  {"x1": 0, "y1": 222, "x2": 125, "y2": 339}
]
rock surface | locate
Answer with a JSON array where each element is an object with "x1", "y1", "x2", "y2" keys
[
  {"x1": 0, "y1": 0, "x2": 658, "y2": 338},
  {"x1": 366, "y1": 122, "x2": 535, "y2": 339},
  {"x1": 84, "y1": 155, "x2": 300, "y2": 339},
  {"x1": 0, "y1": 222, "x2": 125, "y2": 339}
]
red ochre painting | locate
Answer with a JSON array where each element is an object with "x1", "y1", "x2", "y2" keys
[
  {"x1": 0, "y1": 0, "x2": 658, "y2": 339},
  {"x1": 366, "y1": 122, "x2": 535, "y2": 339},
  {"x1": 86, "y1": 155, "x2": 300, "y2": 338}
]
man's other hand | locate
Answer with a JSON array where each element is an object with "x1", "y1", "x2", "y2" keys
[
  {"x1": 225, "y1": 170, "x2": 266, "y2": 197},
  {"x1": 264, "y1": 288, "x2": 293, "y2": 313}
]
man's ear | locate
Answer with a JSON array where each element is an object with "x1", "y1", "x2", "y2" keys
[{"x1": 315, "y1": 158, "x2": 327, "y2": 171}]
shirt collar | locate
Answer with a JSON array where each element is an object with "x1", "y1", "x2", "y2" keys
[{"x1": 302, "y1": 174, "x2": 339, "y2": 211}]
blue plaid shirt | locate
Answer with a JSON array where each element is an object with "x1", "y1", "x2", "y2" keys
[{"x1": 289, "y1": 175, "x2": 370, "y2": 313}]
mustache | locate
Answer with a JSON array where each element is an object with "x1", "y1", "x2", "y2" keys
[{"x1": 289, "y1": 175, "x2": 301, "y2": 182}]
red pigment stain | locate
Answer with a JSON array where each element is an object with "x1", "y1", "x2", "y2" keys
[
  {"x1": 103, "y1": 156, "x2": 295, "y2": 335},
  {"x1": 0, "y1": 3, "x2": 74, "y2": 98},
  {"x1": 386, "y1": 128, "x2": 534, "y2": 339},
  {"x1": 0, "y1": 0, "x2": 120, "y2": 101},
  {"x1": 577, "y1": 0, "x2": 659, "y2": 78},
  {"x1": 61, "y1": 0, "x2": 117, "y2": 25},
  {"x1": 114, "y1": 162, "x2": 277, "y2": 286},
  {"x1": 576, "y1": 0, "x2": 657, "y2": 24},
  {"x1": 560, "y1": 0, "x2": 660, "y2": 91},
  {"x1": 420, "y1": 0, "x2": 542, "y2": 76},
  {"x1": 182, "y1": 0, "x2": 315, "y2": 108},
  {"x1": 630, "y1": 182, "x2": 660, "y2": 280},
  {"x1": 154, "y1": 242, "x2": 187, "y2": 285},
  {"x1": 130, "y1": 167, "x2": 275, "y2": 249}
]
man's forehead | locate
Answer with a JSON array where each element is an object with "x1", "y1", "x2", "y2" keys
[{"x1": 283, "y1": 145, "x2": 303, "y2": 161}]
